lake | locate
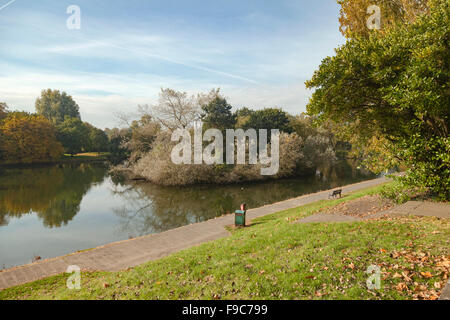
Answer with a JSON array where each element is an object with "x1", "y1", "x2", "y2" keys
[{"x1": 0, "y1": 161, "x2": 376, "y2": 269}]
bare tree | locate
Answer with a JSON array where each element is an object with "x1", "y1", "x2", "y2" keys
[{"x1": 147, "y1": 88, "x2": 220, "y2": 130}]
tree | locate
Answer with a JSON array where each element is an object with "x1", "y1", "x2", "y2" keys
[
  {"x1": 122, "y1": 116, "x2": 161, "y2": 164},
  {"x1": 35, "y1": 89, "x2": 81, "y2": 124},
  {"x1": 306, "y1": 0, "x2": 449, "y2": 198},
  {"x1": 56, "y1": 117, "x2": 89, "y2": 156},
  {"x1": 0, "y1": 102, "x2": 8, "y2": 121},
  {"x1": 201, "y1": 96, "x2": 237, "y2": 131},
  {"x1": 149, "y1": 88, "x2": 219, "y2": 130},
  {"x1": 338, "y1": 0, "x2": 429, "y2": 38},
  {"x1": 243, "y1": 108, "x2": 292, "y2": 133},
  {"x1": 0, "y1": 112, "x2": 64, "y2": 163},
  {"x1": 0, "y1": 102, "x2": 8, "y2": 160},
  {"x1": 105, "y1": 127, "x2": 132, "y2": 164},
  {"x1": 83, "y1": 122, "x2": 109, "y2": 152}
]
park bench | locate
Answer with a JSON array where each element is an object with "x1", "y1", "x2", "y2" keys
[{"x1": 329, "y1": 189, "x2": 342, "y2": 199}]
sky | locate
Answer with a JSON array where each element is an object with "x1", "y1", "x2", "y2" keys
[{"x1": 0, "y1": 0, "x2": 345, "y2": 129}]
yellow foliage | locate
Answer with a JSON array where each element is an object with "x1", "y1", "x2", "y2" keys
[{"x1": 0, "y1": 113, "x2": 64, "y2": 163}]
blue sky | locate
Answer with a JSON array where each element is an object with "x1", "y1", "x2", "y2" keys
[{"x1": 0, "y1": 0, "x2": 345, "y2": 128}]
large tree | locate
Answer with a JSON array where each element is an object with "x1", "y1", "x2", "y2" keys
[
  {"x1": 306, "y1": 0, "x2": 449, "y2": 198},
  {"x1": 0, "y1": 112, "x2": 64, "y2": 163},
  {"x1": 35, "y1": 89, "x2": 81, "y2": 124}
]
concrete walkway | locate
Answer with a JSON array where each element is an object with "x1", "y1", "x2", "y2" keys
[{"x1": 0, "y1": 176, "x2": 390, "y2": 290}]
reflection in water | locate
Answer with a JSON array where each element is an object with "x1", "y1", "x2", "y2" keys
[
  {"x1": 0, "y1": 163, "x2": 107, "y2": 228},
  {"x1": 111, "y1": 160, "x2": 375, "y2": 237},
  {"x1": 0, "y1": 160, "x2": 375, "y2": 268}
]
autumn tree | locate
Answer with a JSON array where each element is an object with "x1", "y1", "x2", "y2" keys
[
  {"x1": 338, "y1": 0, "x2": 429, "y2": 38},
  {"x1": 0, "y1": 112, "x2": 64, "y2": 163},
  {"x1": 35, "y1": 89, "x2": 81, "y2": 124}
]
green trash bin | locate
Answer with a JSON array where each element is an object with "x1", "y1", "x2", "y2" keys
[{"x1": 235, "y1": 210, "x2": 246, "y2": 227}]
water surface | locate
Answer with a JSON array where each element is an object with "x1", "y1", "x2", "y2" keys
[{"x1": 0, "y1": 161, "x2": 375, "y2": 268}]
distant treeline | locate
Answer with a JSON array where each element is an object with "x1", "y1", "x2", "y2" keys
[{"x1": 0, "y1": 90, "x2": 109, "y2": 164}]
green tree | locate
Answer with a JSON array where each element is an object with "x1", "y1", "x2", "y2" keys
[
  {"x1": 83, "y1": 122, "x2": 109, "y2": 152},
  {"x1": 105, "y1": 127, "x2": 131, "y2": 164},
  {"x1": 35, "y1": 89, "x2": 81, "y2": 124},
  {"x1": 56, "y1": 117, "x2": 89, "y2": 156},
  {"x1": 243, "y1": 108, "x2": 292, "y2": 133},
  {"x1": 306, "y1": 0, "x2": 449, "y2": 199},
  {"x1": 201, "y1": 97, "x2": 237, "y2": 130}
]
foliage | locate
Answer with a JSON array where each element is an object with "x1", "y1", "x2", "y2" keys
[
  {"x1": 131, "y1": 131, "x2": 334, "y2": 186},
  {"x1": 35, "y1": 89, "x2": 81, "y2": 124},
  {"x1": 0, "y1": 102, "x2": 8, "y2": 121},
  {"x1": 56, "y1": 117, "x2": 90, "y2": 156},
  {"x1": 84, "y1": 123, "x2": 109, "y2": 152},
  {"x1": 242, "y1": 108, "x2": 292, "y2": 133},
  {"x1": 121, "y1": 116, "x2": 161, "y2": 164},
  {"x1": 0, "y1": 112, "x2": 63, "y2": 163},
  {"x1": 105, "y1": 128, "x2": 130, "y2": 164},
  {"x1": 306, "y1": 0, "x2": 449, "y2": 199},
  {"x1": 201, "y1": 96, "x2": 237, "y2": 131}
]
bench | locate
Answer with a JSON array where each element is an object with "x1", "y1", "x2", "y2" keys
[{"x1": 329, "y1": 189, "x2": 342, "y2": 199}]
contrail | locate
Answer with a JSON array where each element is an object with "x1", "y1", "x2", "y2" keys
[
  {"x1": 0, "y1": 0, "x2": 17, "y2": 12},
  {"x1": 70, "y1": 35, "x2": 259, "y2": 84},
  {"x1": 1, "y1": 0, "x2": 258, "y2": 84}
]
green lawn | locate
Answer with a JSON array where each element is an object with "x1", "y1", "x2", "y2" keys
[
  {"x1": 62, "y1": 152, "x2": 110, "y2": 162},
  {"x1": 1, "y1": 185, "x2": 448, "y2": 300}
]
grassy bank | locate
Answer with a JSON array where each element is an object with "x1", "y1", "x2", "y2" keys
[
  {"x1": 62, "y1": 152, "x2": 110, "y2": 163},
  {"x1": 0, "y1": 152, "x2": 110, "y2": 167},
  {"x1": 1, "y1": 184, "x2": 448, "y2": 300}
]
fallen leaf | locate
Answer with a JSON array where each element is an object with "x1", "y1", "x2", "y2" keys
[
  {"x1": 396, "y1": 283, "x2": 408, "y2": 292},
  {"x1": 420, "y1": 271, "x2": 433, "y2": 279}
]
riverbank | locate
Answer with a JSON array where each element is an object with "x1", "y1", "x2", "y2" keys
[
  {"x1": 0, "y1": 152, "x2": 110, "y2": 167},
  {"x1": 1, "y1": 177, "x2": 448, "y2": 299}
]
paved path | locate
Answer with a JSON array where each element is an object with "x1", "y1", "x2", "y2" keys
[
  {"x1": 439, "y1": 280, "x2": 450, "y2": 300},
  {"x1": 0, "y1": 176, "x2": 390, "y2": 290}
]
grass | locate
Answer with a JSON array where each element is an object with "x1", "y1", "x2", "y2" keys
[
  {"x1": 62, "y1": 152, "x2": 110, "y2": 161},
  {"x1": 1, "y1": 184, "x2": 448, "y2": 300}
]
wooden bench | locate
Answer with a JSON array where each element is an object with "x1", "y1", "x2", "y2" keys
[{"x1": 329, "y1": 189, "x2": 342, "y2": 199}]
